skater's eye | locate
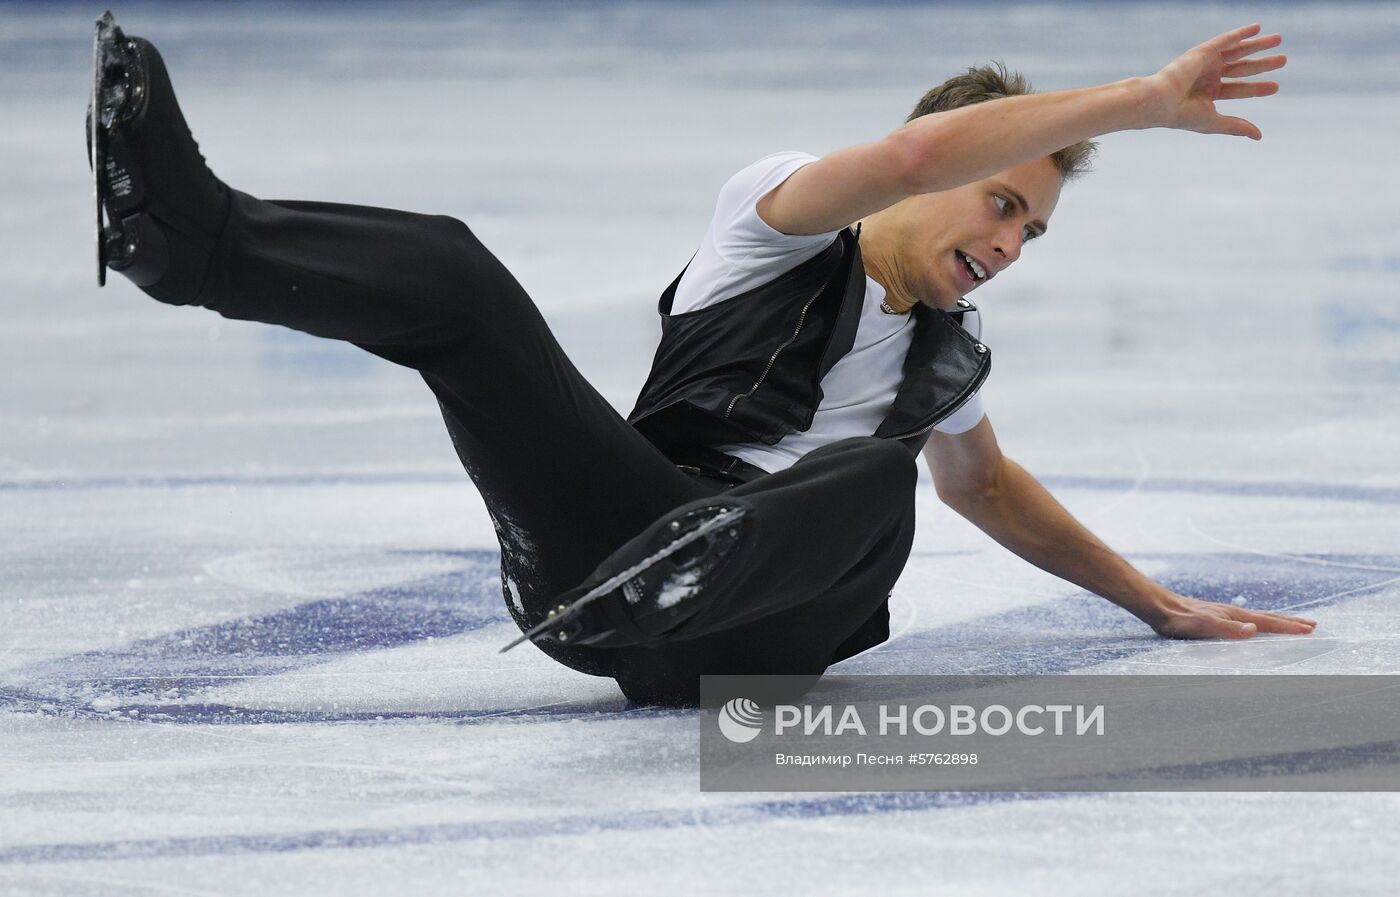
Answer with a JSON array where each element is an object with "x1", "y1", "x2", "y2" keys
[{"x1": 993, "y1": 194, "x2": 1041, "y2": 244}]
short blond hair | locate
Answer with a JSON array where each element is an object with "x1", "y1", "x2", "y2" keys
[{"x1": 908, "y1": 62, "x2": 1097, "y2": 181}]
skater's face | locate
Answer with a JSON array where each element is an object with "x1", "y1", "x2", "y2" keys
[{"x1": 882, "y1": 156, "x2": 1062, "y2": 310}]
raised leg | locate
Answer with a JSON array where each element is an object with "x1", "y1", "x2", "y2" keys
[
  {"x1": 89, "y1": 19, "x2": 709, "y2": 676},
  {"x1": 194, "y1": 193, "x2": 716, "y2": 675}
]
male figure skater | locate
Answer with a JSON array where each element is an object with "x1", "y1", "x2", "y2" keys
[{"x1": 88, "y1": 13, "x2": 1315, "y2": 706}]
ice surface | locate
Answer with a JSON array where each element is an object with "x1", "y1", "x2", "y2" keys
[{"x1": 2, "y1": 2, "x2": 1399, "y2": 895}]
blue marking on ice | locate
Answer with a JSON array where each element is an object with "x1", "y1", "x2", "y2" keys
[
  {"x1": 1, "y1": 731, "x2": 1393, "y2": 866},
  {"x1": 1063, "y1": 738, "x2": 1400, "y2": 790},
  {"x1": 24, "y1": 552, "x2": 504, "y2": 680},
  {"x1": 0, "y1": 790, "x2": 1063, "y2": 866},
  {"x1": 1, "y1": 549, "x2": 515, "y2": 722},
  {"x1": 1326, "y1": 303, "x2": 1400, "y2": 347},
  {"x1": 1329, "y1": 252, "x2": 1400, "y2": 274},
  {"x1": 867, "y1": 552, "x2": 1400, "y2": 674},
  {"x1": 3, "y1": 552, "x2": 1393, "y2": 724},
  {"x1": 1036, "y1": 476, "x2": 1400, "y2": 506},
  {"x1": 0, "y1": 686, "x2": 663, "y2": 726}
]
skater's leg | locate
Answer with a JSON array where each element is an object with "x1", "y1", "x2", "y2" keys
[
  {"x1": 212, "y1": 195, "x2": 716, "y2": 631},
  {"x1": 202, "y1": 199, "x2": 719, "y2": 671},
  {"x1": 549, "y1": 435, "x2": 918, "y2": 652},
  {"x1": 610, "y1": 535, "x2": 911, "y2": 707},
  {"x1": 200, "y1": 192, "x2": 534, "y2": 367},
  {"x1": 205, "y1": 200, "x2": 722, "y2": 672},
  {"x1": 693, "y1": 436, "x2": 918, "y2": 633},
  {"x1": 90, "y1": 20, "x2": 712, "y2": 675},
  {"x1": 609, "y1": 441, "x2": 917, "y2": 706},
  {"x1": 422, "y1": 358, "x2": 719, "y2": 667},
  {"x1": 205, "y1": 195, "x2": 718, "y2": 670}
]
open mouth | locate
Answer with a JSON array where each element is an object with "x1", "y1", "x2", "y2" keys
[{"x1": 956, "y1": 250, "x2": 988, "y2": 286}]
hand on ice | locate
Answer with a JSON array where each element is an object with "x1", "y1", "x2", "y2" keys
[{"x1": 1147, "y1": 591, "x2": 1317, "y2": 640}]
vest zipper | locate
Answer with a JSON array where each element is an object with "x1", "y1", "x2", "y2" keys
[{"x1": 722, "y1": 282, "x2": 826, "y2": 420}]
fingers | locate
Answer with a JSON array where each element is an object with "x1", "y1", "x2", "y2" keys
[
  {"x1": 1205, "y1": 22, "x2": 1262, "y2": 52},
  {"x1": 1158, "y1": 604, "x2": 1318, "y2": 640},
  {"x1": 1211, "y1": 114, "x2": 1263, "y2": 140},
  {"x1": 1160, "y1": 613, "x2": 1256, "y2": 640},
  {"x1": 1213, "y1": 619, "x2": 1259, "y2": 639},
  {"x1": 1209, "y1": 606, "x2": 1317, "y2": 637},
  {"x1": 1234, "y1": 609, "x2": 1317, "y2": 635},
  {"x1": 1223, "y1": 54, "x2": 1287, "y2": 78},
  {"x1": 1205, "y1": 615, "x2": 1312, "y2": 640},
  {"x1": 1223, "y1": 33, "x2": 1284, "y2": 63},
  {"x1": 1217, "y1": 80, "x2": 1280, "y2": 100}
]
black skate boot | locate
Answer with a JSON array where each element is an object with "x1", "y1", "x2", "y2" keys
[
  {"x1": 500, "y1": 502, "x2": 751, "y2": 652},
  {"x1": 87, "y1": 11, "x2": 230, "y2": 301}
]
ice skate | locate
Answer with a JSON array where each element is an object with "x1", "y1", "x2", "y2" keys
[
  {"x1": 500, "y1": 503, "x2": 749, "y2": 652},
  {"x1": 87, "y1": 10, "x2": 230, "y2": 298}
]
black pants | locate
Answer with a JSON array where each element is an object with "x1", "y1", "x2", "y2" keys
[{"x1": 170, "y1": 189, "x2": 917, "y2": 706}]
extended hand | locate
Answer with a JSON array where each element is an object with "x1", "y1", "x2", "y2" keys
[
  {"x1": 1149, "y1": 592, "x2": 1316, "y2": 640},
  {"x1": 1144, "y1": 23, "x2": 1286, "y2": 140}
]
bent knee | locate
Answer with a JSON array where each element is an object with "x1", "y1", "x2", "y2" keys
[{"x1": 856, "y1": 437, "x2": 919, "y2": 494}]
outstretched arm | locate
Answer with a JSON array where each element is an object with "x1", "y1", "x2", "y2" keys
[
  {"x1": 759, "y1": 24, "x2": 1285, "y2": 235},
  {"x1": 923, "y1": 417, "x2": 1316, "y2": 639}
]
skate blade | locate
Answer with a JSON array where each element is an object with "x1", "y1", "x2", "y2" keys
[
  {"x1": 498, "y1": 507, "x2": 746, "y2": 653},
  {"x1": 90, "y1": 11, "x2": 130, "y2": 287},
  {"x1": 90, "y1": 14, "x2": 106, "y2": 286}
]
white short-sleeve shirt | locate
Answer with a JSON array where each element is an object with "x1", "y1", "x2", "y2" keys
[{"x1": 671, "y1": 151, "x2": 987, "y2": 474}]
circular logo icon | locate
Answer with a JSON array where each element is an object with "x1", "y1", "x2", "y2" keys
[{"x1": 717, "y1": 697, "x2": 764, "y2": 743}]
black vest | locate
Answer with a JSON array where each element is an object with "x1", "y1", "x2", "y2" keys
[{"x1": 627, "y1": 227, "x2": 990, "y2": 483}]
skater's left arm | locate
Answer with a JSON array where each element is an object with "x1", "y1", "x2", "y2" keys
[{"x1": 922, "y1": 417, "x2": 1317, "y2": 639}]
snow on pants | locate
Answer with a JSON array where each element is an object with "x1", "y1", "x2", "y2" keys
[{"x1": 156, "y1": 188, "x2": 918, "y2": 707}]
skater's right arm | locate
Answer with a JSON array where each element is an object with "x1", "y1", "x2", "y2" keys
[
  {"x1": 925, "y1": 417, "x2": 1317, "y2": 640},
  {"x1": 757, "y1": 24, "x2": 1283, "y2": 236}
]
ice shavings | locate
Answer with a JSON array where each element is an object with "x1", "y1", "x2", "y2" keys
[
  {"x1": 655, "y1": 567, "x2": 704, "y2": 609},
  {"x1": 504, "y1": 576, "x2": 524, "y2": 616}
]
